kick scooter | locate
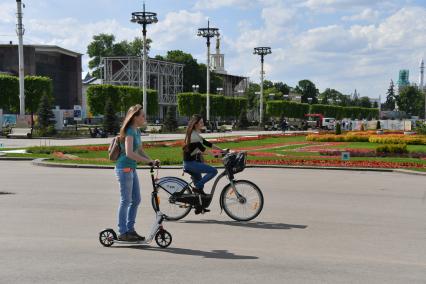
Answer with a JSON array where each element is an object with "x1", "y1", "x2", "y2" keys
[{"x1": 99, "y1": 164, "x2": 172, "y2": 248}]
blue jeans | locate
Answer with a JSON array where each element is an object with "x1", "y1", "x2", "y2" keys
[
  {"x1": 183, "y1": 161, "x2": 218, "y2": 190},
  {"x1": 115, "y1": 168, "x2": 141, "y2": 235}
]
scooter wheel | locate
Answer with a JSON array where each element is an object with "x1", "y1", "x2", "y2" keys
[
  {"x1": 99, "y1": 229, "x2": 116, "y2": 247},
  {"x1": 155, "y1": 230, "x2": 172, "y2": 248}
]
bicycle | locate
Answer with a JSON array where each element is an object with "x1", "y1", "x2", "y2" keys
[{"x1": 152, "y1": 151, "x2": 264, "y2": 222}]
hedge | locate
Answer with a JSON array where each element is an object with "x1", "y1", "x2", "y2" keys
[
  {"x1": 0, "y1": 75, "x2": 52, "y2": 114},
  {"x1": 266, "y1": 100, "x2": 379, "y2": 120},
  {"x1": 86, "y1": 85, "x2": 158, "y2": 116},
  {"x1": 177, "y1": 92, "x2": 247, "y2": 118},
  {"x1": 266, "y1": 100, "x2": 310, "y2": 119}
]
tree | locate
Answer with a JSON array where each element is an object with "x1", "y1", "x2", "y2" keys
[
  {"x1": 319, "y1": 88, "x2": 344, "y2": 105},
  {"x1": 359, "y1": 97, "x2": 372, "y2": 108},
  {"x1": 263, "y1": 80, "x2": 274, "y2": 89},
  {"x1": 383, "y1": 80, "x2": 396, "y2": 111},
  {"x1": 163, "y1": 106, "x2": 178, "y2": 132},
  {"x1": 246, "y1": 83, "x2": 260, "y2": 110},
  {"x1": 295, "y1": 80, "x2": 319, "y2": 104},
  {"x1": 87, "y1": 33, "x2": 151, "y2": 77},
  {"x1": 103, "y1": 99, "x2": 119, "y2": 135},
  {"x1": 396, "y1": 86, "x2": 425, "y2": 118},
  {"x1": 36, "y1": 94, "x2": 55, "y2": 136},
  {"x1": 236, "y1": 108, "x2": 250, "y2": 129},
  {"x1": 273, "y1": 82, "x2": 290, "y2": 95},
  {"x1": 25, "y1": 76, "x2": 53, "y2": 128}
]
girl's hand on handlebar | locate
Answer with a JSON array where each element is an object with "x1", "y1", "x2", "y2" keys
[{"x1": 149, "y1": 159, "x2": 161, "y2": 167}]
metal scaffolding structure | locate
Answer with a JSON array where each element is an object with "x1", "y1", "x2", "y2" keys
[{"x1": 101, "y1": 56, "x2": 183, "y2": 118}]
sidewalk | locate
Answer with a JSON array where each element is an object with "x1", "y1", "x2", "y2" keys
[{"x1": 0, "y1": 130, "x2": 305, "y2": 148}]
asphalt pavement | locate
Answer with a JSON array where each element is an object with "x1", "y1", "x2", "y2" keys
[{"x1": 0, "y1": 161, "x2": 425, "y2": 283}]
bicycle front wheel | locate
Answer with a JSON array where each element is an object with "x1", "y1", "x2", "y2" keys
[
  {"x1": 221, "y1": 180, "x2": 264, "y2": 221},
  {"x1": 152, "y1": 186, "x2": 192, "y2": 221}
]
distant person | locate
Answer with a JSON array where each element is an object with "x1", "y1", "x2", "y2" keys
[{"x1": 281, "y1": 118, "x2": 287, "y2": 132}]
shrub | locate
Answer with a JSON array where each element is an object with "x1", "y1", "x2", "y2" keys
[
  {"x1": 376, "y1": 144, "x2": 408, "y2": 154},
  {"x1": 376, "y1": 120, "x2": 381, "y2": 130},
  {"x1": 163, "y1": 106, "x2": 178, "y2": 132}
]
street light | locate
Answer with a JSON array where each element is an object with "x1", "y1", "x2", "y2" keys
[
  {"x1": 197, "y1": 20, "x2": 220, "y2": 122},
  {"x1": 253, "y1": 47, "x2": 272, "y2": 125},
  {"x1": 131, "y1": 3, "x2": 158, "y2": 118},
  {"x1": 192, "y1": 84, "x2": 200, "y2": 93},
  {"x1": 216, "y1": 87, "x2": 223, "y2": 95}
]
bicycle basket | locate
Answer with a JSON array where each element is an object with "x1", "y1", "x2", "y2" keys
[{"x1": 223, "y1": 152, "x2": 247, "y2": 174}]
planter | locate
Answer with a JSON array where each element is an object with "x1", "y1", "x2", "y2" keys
[
  {"x1": 404, "y1": 131, "x2": 415, "y2": 135},
  {"x1": 376, "y1": 130, "x2": 384, "y2": 135}
]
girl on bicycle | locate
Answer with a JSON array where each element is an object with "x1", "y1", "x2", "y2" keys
[
  {"x1": 183, "y1": 115, "x2": 224, "y2": 201},
  {"x1": 115, "y1": 104, "x2": 160, "y2": 242}
]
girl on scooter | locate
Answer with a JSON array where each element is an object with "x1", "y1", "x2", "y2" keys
[
  {"x1": 115, "y1": 104, "x2": 160, "y2": 242},
  {"x1": 183, "y1": 115, "x2": 224, "y2": 213}
]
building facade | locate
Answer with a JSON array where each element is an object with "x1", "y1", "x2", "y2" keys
[{"x1": 0, "y1": 44, "x2": 82, "y2": 109}]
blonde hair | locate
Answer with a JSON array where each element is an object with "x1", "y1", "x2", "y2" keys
[{"x1": 119, "y1": 104, "x2": 143, "y2": 141}]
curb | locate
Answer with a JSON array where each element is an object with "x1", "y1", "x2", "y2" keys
[
  {"x1": 0, "y1": 157, "x2": 34, "y2": 161},
  {"x1": 392, "y1": 169, "x2": 426, "y2": 176},
  {"x1": 31, "y1": 158, "x2": 409, "y2": 174}
]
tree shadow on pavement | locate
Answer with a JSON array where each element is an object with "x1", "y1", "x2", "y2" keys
[
  {"x1": 113, "y1": 246, "x2": 258, "y2": 260},
  {"x1": 179, "y1": 219, "x2": 307, "y2": 230}
]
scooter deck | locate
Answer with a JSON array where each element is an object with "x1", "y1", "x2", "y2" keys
[{"x1": 113, "y1": 239, "x2": 150, "y2": 245}]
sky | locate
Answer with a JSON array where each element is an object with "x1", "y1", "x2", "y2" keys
[{"x1": 0, "y1": 0, "x2": 425, "y2": 100}]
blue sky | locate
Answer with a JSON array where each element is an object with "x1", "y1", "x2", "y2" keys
[{"x1": 1, "y1": 0, "x2": 425, "y2": 100}]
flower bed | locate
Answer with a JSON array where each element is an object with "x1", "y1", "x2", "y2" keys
[
  {"x1": 245, "y1": 159, "x2": 426, "y2": 169},
  {"x1": 319, "y1": 149, "x2": 376, "y2": 157},
  {"x1": 369, "y1": 135, "x2": 426, "y2": 145},
  {"x1": 306, "y1": 134, "x2": 369, "y2": 142}
]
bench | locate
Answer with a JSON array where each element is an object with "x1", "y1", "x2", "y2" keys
[
  {"x1": 219, "y1": 125, "x2": 233, "y2": 132},
  {"x1": 7, "y1": 127, "x2": 32, "y2": 138},
  {"x1": 145, "y1": 125, "x2": 163, "y2": 133}
]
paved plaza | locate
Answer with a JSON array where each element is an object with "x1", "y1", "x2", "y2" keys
[{"x1": 0, "y1": 161, "x2": 425, "y2": 283}]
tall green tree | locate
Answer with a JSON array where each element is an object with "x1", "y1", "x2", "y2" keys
[
  {"x1": 36, "y1": 94, "x2": 56, "y2": 136},
  {"x1": 295, "y1": 80, "x2": 319, "y2": 104},
  {"x1": 396, "y1": 86, "x2": 425, "y2": 118},
  {"x1": 319, "y1": 88, "x2": 343, "y2": 105},
  {"x1": 359, "y1": 97, "x2": 372, "y2": 108},
  {"x1": 103, "y1": 99, "x2": 119, "y2": 134},
  {"x1": 163, "y1": 106, "x2": 178, "y2": 132},
  {"x1": 383, "y1": 80, "x2": 396, "y2": 111},
  {"x1": 87, "y1": 33, "x2": 151, "y2": 77},
  {"x1": 25, "y1": 76, "x2": 53, "y2": 128}
]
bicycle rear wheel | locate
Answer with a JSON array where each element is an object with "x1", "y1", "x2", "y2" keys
[
  {"x1": 221, "y1": 180, "x2": 264, "y2": 221},
  {"x1": 152, "y1": 176, "x2": 192, "y2": 221}
]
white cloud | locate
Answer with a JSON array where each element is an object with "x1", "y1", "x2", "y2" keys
[
  {"x1": 194, "y1": 0, "x2": 255, "y2": 10},
  {"x1": 0, "y1": 2, "x2": 17, "y2": 23},
  {"x1": 342, "y1": 8, "x2": 380, "y2": 21},
  {"x1": 150, "y1": 10, "x2": 205, "y2": 52}
]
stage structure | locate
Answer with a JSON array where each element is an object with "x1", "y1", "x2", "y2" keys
[{"x1": 101, "y1": 56, "x2": 183, "y2": 120}]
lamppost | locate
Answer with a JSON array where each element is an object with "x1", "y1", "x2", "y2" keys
[
  {"x1": 253, "y1": 47, "x2": 272, "y2": 125},
  {"x1": 16, "y1": 0, "x2": 25, "y2": 116},
  {"x1": 216, "y1": 87, "x2": 223, "y2": 95},
  {"x1": 197, "y1": 20, "x2": 219, "y2": 122},
  {"x1": 131, "y1": 3, "x2": 158, "y2": 118}
]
